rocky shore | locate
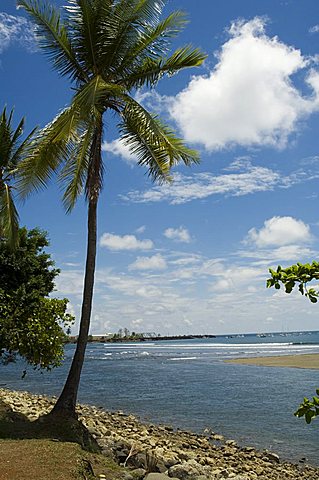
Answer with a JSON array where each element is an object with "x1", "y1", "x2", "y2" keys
[{"x1": 1, "y1": 388, "x2": 319, "y2": 480}]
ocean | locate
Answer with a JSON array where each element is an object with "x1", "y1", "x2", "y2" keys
[{"x1": 1, "y1": 331, "x2": 319, "y2": 465}]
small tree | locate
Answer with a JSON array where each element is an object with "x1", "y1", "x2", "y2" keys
[
  {"x1": 267, "y1": 261, "x2": 319, "y2": 423},
  {"x1": 0, "y1": 227, "x2": 73, "y2": 369}
]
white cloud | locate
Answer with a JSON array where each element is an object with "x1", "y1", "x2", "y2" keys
[
  {"x1": 170, "y1": 17, "x2": 319, "y2": 151},
  {"x1": 238, "y1": 244, "x2": 315, "y2": 264},
  {"x1": 134, "y1": 90, "x2": 173, "y2": 114},
  {"x1": 210, "y1": 265, "x2": 264, "y2": 293},
  {"x1": 170, "y1": 254, "x2": 202, "y2": 266},
  {"x1": 132, "y1": 318, "x2": 143, "y2": 326},
  {"x1": 0, "y1": 13, "x2": 36, "y2": 53},
  {"x1": 122, "y1": 161, "x2": 292, "y2": 204},
  {"x1": 135, "y1": 225, "x2": 146, "y2": 234},
  {"x1": 102, "y1": 138, "x2": 136, "y2": 164},
  {"x1": 99, "y1": 233, "x2": 153, "y2": 250},
  {"x1": 309, "y1": 25, "x2": 319, "y2": 34},
  {"x1": 164, "y1": 226, "x2": 191, "y2": 243},
  {"x1": 269, "y1": 245, "x2": 314, "y2": 261},
  {"x1": 246, "y1": 216, "x2": 312, "y2": 248},
  {"x1": 129, "y1": 254, "x2": 167, "y2": 271},
  {"x1": 55, "y1": 270, "x2": 84, "y2": 296}
]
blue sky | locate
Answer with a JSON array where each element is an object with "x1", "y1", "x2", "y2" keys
[{"x1": 2, "y1": 0, "x2": 319, "y2": 335}]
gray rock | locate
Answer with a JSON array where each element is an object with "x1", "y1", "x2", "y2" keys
[
  {"x1": 144, "y1": 474, "x2": 171, "y2": 480},
  {"x1": 130, "y1": 468, "x2": 147, "y2": 479},
  {"x1": 168, "y1": 460, "x2": 206, "y2": 480},
  {"x1": 123, "y1": 474, "x2": 134, "y2": 480},
  {"x1": 211, "y1": 434, "x2": 224, "y2": 442},
  {"x1": 263, "y1": 451, "x2": 280, "y2": 463}
]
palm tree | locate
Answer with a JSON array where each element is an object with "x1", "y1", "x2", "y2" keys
[
  {"x1": 18, "y1": 0, "x2": 206, "y2": 418},
  {"x1": 0, "y1": 107, "x2": 35, "y2": 248}
]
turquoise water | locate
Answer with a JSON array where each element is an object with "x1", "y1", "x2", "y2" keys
[{"x1": 1, "y1": 331, "x2": 319, "y2": 464}]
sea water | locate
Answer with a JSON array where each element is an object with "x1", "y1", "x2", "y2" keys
[{"x1": 1, "y1": 331, "x2": 319, "y2": 465}]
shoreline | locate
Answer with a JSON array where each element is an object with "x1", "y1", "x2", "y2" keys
[
  {"x1": 226, "y1": 352, "x2": 319, "y2": 369},
  {"x1": 1, "y1": 388, "x2": 319, "y2": 479}
]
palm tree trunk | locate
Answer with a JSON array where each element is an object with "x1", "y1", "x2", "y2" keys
[
  {"x1": 51, "y1": 118, "x2": 103, "y2": 418},
  {"x1": 51, "y1": 197, "x2": 97, "y2": 417}
]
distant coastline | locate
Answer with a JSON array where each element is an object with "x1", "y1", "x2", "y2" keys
[{"x1": 66, "y1": 334, "x2": 217, "y2": 344}]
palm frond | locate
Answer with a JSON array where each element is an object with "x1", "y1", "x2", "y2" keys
[
  {"x1": 0, "y1": 108, "x2": 37, "y2": 172},
  {"x1": 85, "y1": 117, "x2": 104, "y2": 203},
  {"x1": 124, "y1": 45, "x2": 206, "y2": 88},
  {"x1": 130, "y1": 0, "x2": 165, "y2": 24},
  {"x1": 16, "y1": 106, "x2": 84, "y2": 198},
  {"x1": 0, "y1": 184, "x2": 19, "y2": 249},
  {"x1": 73, "y1": 75, "x2": 125, "y2": 114},
  {"x1": 66, "y1": 0, "x2": 99, "y2": 73},
  {"x1": 96, "y1": 0, "x2": 164, "y2": 76},
  {"x1": 0, "y1": 108, "x2": 14, "y2": 169},
  {"x1": 17, "y1": 75, "x2": 115, "y2": 204},
  {"x1": 120, "y1": 96, "x2": 200, "y2": 183},
  {"x1": 60, "y1": 123, "x2": 94, "y2": 212},
  {"x1": 118, "y1": 10, "x2": 188, "y2": 74},
  {"x1": 10, "y1": 125, "x2": 38, "y2": 169},
  {"x1": 10, "y1": 116, "x2": 25, "y2": 148},
  {"x1": 18, "y1": 0, "x2": 87, "y2": 82}
]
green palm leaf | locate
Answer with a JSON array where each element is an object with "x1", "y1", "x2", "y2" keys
[
  {"x1": 124, "y1": 45, "x2": 206, "y2": 88},
  {"x1": 18, "y1": 0, "x2": 87, "y2": 82},
  {"x1": 0, "y1": 107, "x2": 36, "y2": 248},
  {"x1": 60, "y1": 123, "x2": 95, "y2": 212},
  {"x1": 118, "y1": 10, "x2": 188, "y2": 76},
  {"x1": 17, "y1": 106, "x2": 84, "y2": 197},
  {"x1": 120, "y1": 96, "x2": 200, "y2": 182},
  {"x1": 0, "y1": 184, "x2": 19, "y2": 249}
]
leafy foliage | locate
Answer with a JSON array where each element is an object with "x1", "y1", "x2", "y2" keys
[
  {"x1": 267, "y1": 262, "x2": 319, "y2": 303},
  {"x1": 0, "y1": 228, "x2": 74, "y2": 369},
  {"x1": 267, "y1": 261, "x2": 319, "y2": 423},
  {"x1": 294, "y1": 390, "x2": 319, "y2": 424}
]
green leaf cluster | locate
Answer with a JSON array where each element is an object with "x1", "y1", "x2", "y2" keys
[
  {"x1": 294, "y1": 390, "x2": 319, "y2": 424},
  {"x1": 267, "y1": 261, "x2": 319, "y2": 423},
  {"x1": 0, "y1": 228, "x2": 74, "y2": 369},
  {"x1": 267, "y1": 262, "x2": 319, "y2": 303}
]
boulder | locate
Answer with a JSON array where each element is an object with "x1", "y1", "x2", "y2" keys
[{"x1": 168, "y1": 460, "x2": 206, "y2": 480}]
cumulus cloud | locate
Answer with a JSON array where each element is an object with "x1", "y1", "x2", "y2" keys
[
  {"x1": 0, "y1": 13, "x2": 36, "y2": 53},
  {"x1": 164, "y1": 226, "x2": 191, "y2": 243},
  {"x1": 246, "y1": 216, "x2": 312, "y2": 248},
  {"x1": 122, "y1": 161, "x2": 302, "y2": 204},
  {"x1": 99, "y1": 233, "x2": 153, "y2": 250},
  {"x1": 102, "y1": 138, "x2": 136, "y2": 164},
  {"x1": 210, "y1": 265, "x2": 264, "y2": 293},
  {"x1": 170, "y1": 17, "x2": 319, "y2": 151},
  {"x1": 129, "y1": 254, "x2": 167, "y2": 271}
]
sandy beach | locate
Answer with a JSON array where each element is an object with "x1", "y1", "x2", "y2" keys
[{"x1": 226, "y1": 353, "x2": 319, "y2": 369}]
